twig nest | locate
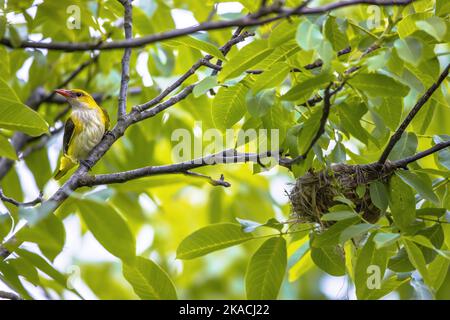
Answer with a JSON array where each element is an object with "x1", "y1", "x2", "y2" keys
[{"x1": 288, "y1": 163, "x2": 394, "y2": 227}]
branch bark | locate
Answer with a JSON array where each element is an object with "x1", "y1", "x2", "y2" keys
[
  {"x1": 0, "y1": 0, "x2": 414, "y2": 52},
  {"x1": 117, "y1": 0, "x2": 133, "y2": 118},
  {"x1": 0, "y1": 290, "x2": 22, "y2": 300}
]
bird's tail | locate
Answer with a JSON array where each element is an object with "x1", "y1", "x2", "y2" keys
[{"x1": 54, "y1": 155, "x2": 77, "y2": 180}]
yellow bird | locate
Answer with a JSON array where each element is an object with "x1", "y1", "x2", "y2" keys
[{"x1": 54, "y1": 89, "x2": 110, "y2": 180}]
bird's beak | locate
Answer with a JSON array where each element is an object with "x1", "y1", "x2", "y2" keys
[{"x1": 54, "y1": 89, "x2": 72, "y2": 98}]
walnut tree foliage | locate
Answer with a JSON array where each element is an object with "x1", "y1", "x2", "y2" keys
[{"x1": 0, "y1": 0, "x2": 449, "y2": 300}]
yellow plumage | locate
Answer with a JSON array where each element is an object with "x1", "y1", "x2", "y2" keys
[{"x1": 54, "y1": 89, "x2": 110, "y2": 180}]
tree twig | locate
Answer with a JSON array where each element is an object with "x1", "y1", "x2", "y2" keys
[
  {"x1": 0, "y1": 188, "x2": 43, "y2": 207},
  {"x1": 287, "y1": 83, "x2": 334, "y2": 165},
  {"x1": 0, "y1": 290, "x2": 22, "y2": 300},
  {"x1": 0, "y1": 0, "x2": 414, "y2": 51},
  {"x1": 390, "y1": 141, "x2": 450, "y2": 169},
  {"x1": 378, "y1": 63, "x2": 450, "y2": 164},
  {"x1": 117, "y1": 0, "x2": 133, "y2": 118}
]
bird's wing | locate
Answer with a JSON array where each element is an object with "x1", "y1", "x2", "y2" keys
[
  {"x1": 62, "y1": 117, "x2": 75, "y2": 155},
  {"x1": 100, "y1": 106, "x2": 110, "y2": 130}
]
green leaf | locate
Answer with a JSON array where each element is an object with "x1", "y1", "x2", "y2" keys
[
  {"x1": 337, "y1": 102, "x2": 370, "y2": 145},
  {"x1": 8, "y1": 257, "x2": 40, "y2": 286},
  {"x1": 219, "y1": 40, "x2": 272, "y2": 81},
  {"x1": 247, "y1": 89, "x2": 276, "y2": 118},
  {"x1": 428, "y1": 254, "x2": 450, "y2": 292},
  {"x1": 0, "y1": 213, "x2": 12, "y2": 240},
  {"x1": 16, "y1": 248, "x2": 68, "y2": 289},
  {"x1": 0, "y1": 78, "x2": 49, "y2": 136},
  {"x1": 388, "y1": 175, "x2": 416, "y2": 231},
  {"x1": 16, "y1": 213, "x2": 65, "y2": 261},
  {"x1": 324, "y1": 16, "x2": 348, "y2": 52},
  {"x1": 252, "y1": 62, "x2": 290, "y2": 93},
  {"x1": 369, "y1": 181, "x2": 389, "y2": 211},
  {"x1": 281, "y1": 72, "x2": 332, "y2": 101},
  {"x1": 177, "y1": 223, "x2": 254, "y2": 259},
  {"x1": 394, "y1": 37, "x2": 423, "y2": 66},
  {"x1": 339, "y1": 224, "x2": 377, "y2": 244},
  {"x1": 193, "y1": 76, "x2": 217, "y2": 98},
  {"x1": 296, "y1": 19, "x2": 323, "y2": 51},
  {"x1": 311, "y1": 245, "x2": 345, "y2": 276},
  {"x1": 245, "y1": 237, "x2": 287, "y2": 299},
  {"x1": 364, "y1": 275, "x2": 410, "y2": 300},
  {"x1": 415, "y1": 17, "x2": 447, "y2": 41},
  {"x1": 348, "y1": 73, "x2": 410, "y2": 98},
  {"x1": 403, "y1": 239, "x2": 432, "y2": 287},
  {"x1": 312, "y1": 218, "x2": 359, "y2": 247},
  {"x1": 388, "y1": 132, "x2": 418, "y2": 161},
  {"x1": 375, "y1": 97, "x2": 403, "y2": 131},
  {"x1": 165, "y1": 36, "x2": 226, "y2": 60},
  {"x1": 397, "y1": 12, "x2": 433, "y2": 38},
  {"x1": 0, "y1": 261, "x2": 32, "y2": 300},
  {"x1": 296, "y1": 107, "x2": 322, "y2": 154},
  {"x1": 0, "y1": 134, "x2": 17, "y2": 160},
  {"x1": 123, "y1": 256, "x2": 177, "y2": 300},
  {"x1": 354, "y1": 234, "x2": 390, "y2": 299},
  {"x1": 321, "y1": 211, "x2": 358, "y2": 221},
  {"x1": 434, "y1": 135, "x2": 450, "y2": 170},
  {"x1": 212, "y1": 83, "x2": 249, "y2": 131},
  {"x1": 396, "y1": 170, "x2": 439, "y2": 204},
  {"x1": 373, "y1": 233, "x2": 400, "y2": 249},
  {"x1": 77, "y1": 200, "x2": 136, "y2": 263},
  {"x1": 416, "y1": 208, "x2": 446, "y2": 218}
]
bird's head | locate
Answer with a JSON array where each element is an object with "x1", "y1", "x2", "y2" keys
[{"x1": 54, "y1": 89, "x2": 98, "y2": 109}]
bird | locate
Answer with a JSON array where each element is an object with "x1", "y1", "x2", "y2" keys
[{"x1": 53, "y1": 89, "x2": 110, "y2": 180}]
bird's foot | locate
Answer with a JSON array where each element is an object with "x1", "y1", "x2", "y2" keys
[{"x1": 80, "y1": 159, "x2": 94, "y2": 171}]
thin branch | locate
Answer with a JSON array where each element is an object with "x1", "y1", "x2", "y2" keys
[
  {"x1": 0, "y1": 188, "x2": 43, "y2": 207},
  {"x1": 78, "y1": 150, "x2": 285, "y2": 187},
  {"x1": 391, "y1": 141, "x2": 450, "y2": 169},
  {"x1": 378, "y1": 63, "x2": 450, "y2": 164},
  {"x1": 117, "y1": 0, "x2": 133, "y2": 118},
  {"x1": 184, "y1": 172, "x2": 231, "y2": 187},
  {"x1": 287, "y1": 83, "x2": 334, "y2": 165},
  {"x1": 0, "y1": 0, "x2": 414, "y2": 51},
  {"x1": 0, "y1": 290, "x2": 22, "y2": 300},
  {"x1": 133, "y1": 30, "x2": 253, "y2": 114}
]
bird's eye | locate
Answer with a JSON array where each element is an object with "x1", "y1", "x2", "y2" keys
[{"x1": 75, "y1": 92, "x2": 83, "y2": 97}]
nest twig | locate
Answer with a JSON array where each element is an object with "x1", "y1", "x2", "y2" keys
[{"x1": 288, "y1": 163, "x2": 395, "y2": 227}]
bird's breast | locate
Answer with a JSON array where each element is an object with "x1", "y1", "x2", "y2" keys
[{"x1": 69, "y1": 108, "x2": 106, "y2": 160}]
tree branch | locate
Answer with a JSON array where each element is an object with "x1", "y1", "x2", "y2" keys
[
  {"x1": 0, "y1": 0, "x2": 414, "y2": 51},
  {"x1": 390, "y1": 141, "x2": 450, "y2": 169},
  {"x1": 378, "y1": 63, "x2": 450, "y2": 164},
  {"x1": 0, "y1": 188, "x2": 43, "y2": 207},
  {"x1": 117, "y1": 0, "x2": 133, "y2": 118},
  {"x1": 287, "y1": 83, "x2": 334, "y2": 165},
  {"x1": 78, "y1": 150, "x2": 285, "y2": 187},
  {"x1": 133, "y1": 31, "x2": 254, "y2": 113},
  {"x1": 0, "y1": 290, "x2": 22, "y2": 300}
]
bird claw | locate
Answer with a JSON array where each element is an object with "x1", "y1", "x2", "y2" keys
[{"x1": 80, "y1": 159, "x2": 94, "y2": 170}]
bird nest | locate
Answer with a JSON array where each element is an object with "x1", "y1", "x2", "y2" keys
[{"x1": 288, "y1": 163, "x2": 395, "y2": 227}]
